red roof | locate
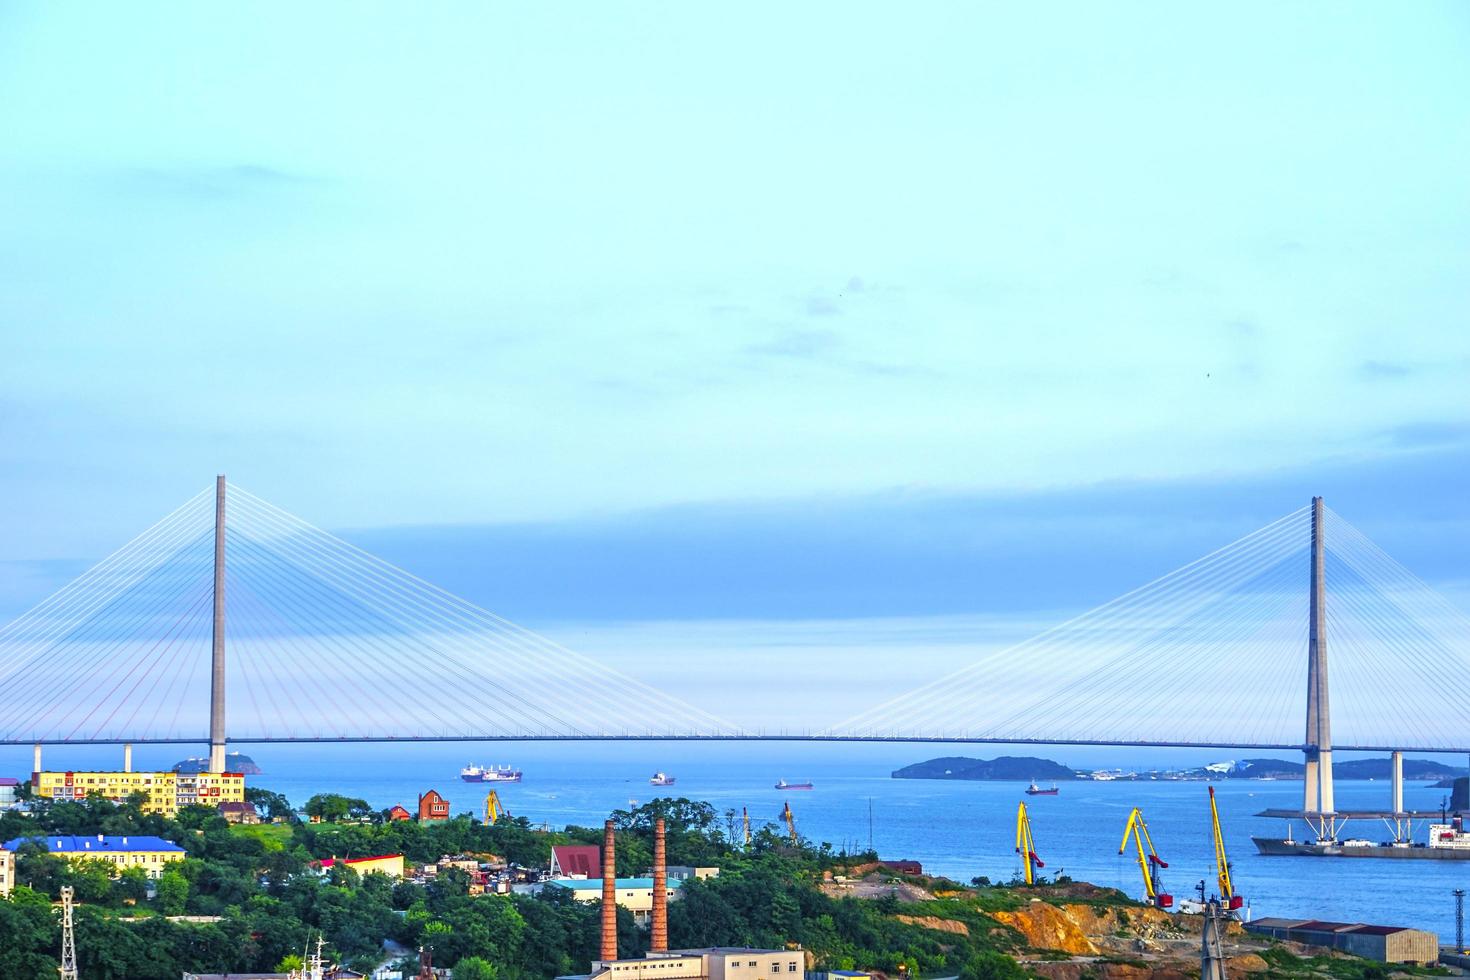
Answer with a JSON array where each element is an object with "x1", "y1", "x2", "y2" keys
[
  {"x1": 552, "y1": 845, "x2": 602, "y2": 878},
  {"x1": 318, "y1": 853, "x2": 403, "y2": 868}
]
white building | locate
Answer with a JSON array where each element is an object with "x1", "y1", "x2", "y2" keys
[{"x1": 564, "y1": 947, "x2": 805, "y2": 980}]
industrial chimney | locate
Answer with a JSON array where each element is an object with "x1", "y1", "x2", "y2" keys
[
  {"x1": 601, "y1": 820, "x2": 618, "y2": 961},
  {"x1": 651, "y1": 817, "x2": 668, "y2": 951}
]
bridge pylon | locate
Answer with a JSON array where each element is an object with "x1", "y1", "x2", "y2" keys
[
  {"x1": 208, "y1": 475, "x2": 227, "y2": 773},
  {"x1": 1303, "y1": 496, "x2": 1334, "y2": 818}
]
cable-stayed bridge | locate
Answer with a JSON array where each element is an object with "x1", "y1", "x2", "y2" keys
[{"x1": 3, "y1": 480, "x2": 1469, "y2": 806}]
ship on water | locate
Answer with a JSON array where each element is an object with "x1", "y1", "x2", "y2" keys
[
  {"x1": 1025, "y1": 780, "x2": 1059, "y2": 796},
  {"x1": 461, "y1": 764, "x2": 523, "y2": 783},
  {"x1": 1253, "y1": 814, "x2": 1470, "y2": 860},
  {"x1": 650, "y1": 771, "x2": 677, "y2": 786},
  {"x1": 775, "y1": 779, "x2": 813, "y2": 790}
]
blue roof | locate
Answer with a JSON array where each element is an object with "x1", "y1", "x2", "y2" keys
[
  {"x1": 549, "y1": 877, "x2": 681, "y2": 891},
  {"x1": 2, "y1": 835, "x2": 185, "y2": 854}
]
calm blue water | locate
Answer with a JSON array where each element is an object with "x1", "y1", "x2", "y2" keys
[{"x1": 5, "y1": 741, "x2": 1466, "y2": 940}]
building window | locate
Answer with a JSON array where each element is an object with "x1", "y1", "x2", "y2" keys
[{"x1": 788, "y1": 965, "x2": 798, "y2": 973}]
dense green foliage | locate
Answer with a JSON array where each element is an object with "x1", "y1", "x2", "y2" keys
[
  {"x1": 3, "y1": 790, "x2": 1384, "y2": 980},
  {"x1": 0, "y1": 791, "x2": 1041, "y2": 979}
]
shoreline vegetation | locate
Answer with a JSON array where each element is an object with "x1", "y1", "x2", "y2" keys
[
  {"x1": 891, "y1": 756, "x2": 1464, "y2": 782},
  {"x1": 0, "y1": 788, "x2": 1436, "y2": 979}
]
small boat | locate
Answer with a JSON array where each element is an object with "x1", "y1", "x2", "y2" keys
[
  {"x1": 650, "y1": 771, "x2": 677, "y2": 787},
  {"x1": 775, "y1": 779, "x2": 813, "y2": 790},
  {"x1": 462, "y1": 764, "x2": 522, "y2": 783},
  {"x1": 1025, "y1": 780, "x2": 1059, "y2": 796}
]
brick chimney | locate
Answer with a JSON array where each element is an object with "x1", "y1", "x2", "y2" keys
[
  {"x1": 601, "y1": 820, "x2": 618, "y2": 961},
  {"x1": 651, "y1": 817, "x2": 668, "y2": 951}
]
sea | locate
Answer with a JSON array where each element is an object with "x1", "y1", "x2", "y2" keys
[{"x1": 4, "y1": 741, "x2": 1466, "y2": 941}]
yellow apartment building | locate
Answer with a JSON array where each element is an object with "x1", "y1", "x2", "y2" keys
[{"x1": 32, "y1": 770, "x2": 245, "y2": 817}]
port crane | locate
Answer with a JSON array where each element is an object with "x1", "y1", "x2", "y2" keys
[
  {"x1": 1119, "y1": 807, "x2": 1172, "y2": 908},
  {"x1": 483, "y1": 790, "x2": 508, "y2": 825},
  {"x1": 742, "y1": 806, "x2": 751, "y2": 847},
  {"x1": 1209, "y1": 787, "x2": 1243, "y2": 911},
  {"x1": 1014, "y1": 801, "x2": 1044, "y2": 885},
  {"x1": 781, "y1": 800, "x2": 798, "y2": 843}
]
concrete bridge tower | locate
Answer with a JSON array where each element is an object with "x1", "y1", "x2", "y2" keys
[
  {"x1": 208, "y1": 475, "x2": 228, "y2": 773},
  {"x1": 1303, "y1": 496, "x2": 1334, "y2": 814}
]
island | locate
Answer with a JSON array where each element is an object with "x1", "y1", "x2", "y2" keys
[
  {"x1": 892, "y1": 755, "x2": 1077, "y2": 780},
  {"x1": 171, "y1": 751, "x2": 263, "y2": 774}
]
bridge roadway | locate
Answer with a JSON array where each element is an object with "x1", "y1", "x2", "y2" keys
[{"x1": 7, "y1": 734, "x2": 1470, "y2": 754}]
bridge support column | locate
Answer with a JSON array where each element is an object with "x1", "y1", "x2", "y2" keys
[
  {"x1": 1304, "y1": 497, "x2": 1335, "y2": 817},
  {"x1": 123, "y1": 743, "x2": 132, "y2": 773},
  {"x1": 1391, "y1": 750, "x2": 1404, "y2": 814},
  {"x1": 33, "y1": 742, "x2": 42, "y2": 776},
  {"x1": 208, "y1": 475, "x2": 228, "y2": 774}
]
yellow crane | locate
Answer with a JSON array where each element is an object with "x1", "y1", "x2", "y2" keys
[
  {"x1": 1209, "y1": 787, "x2": 1243, "y2": 911},
  {"x1": 1014, "y1": 802, "x2": 1044, "y2": 885},
  {"x1": 781, "y1": 800, "x2": 798, "y2": 843},
  {"x1": 1119, "y1": 807, "x2": 1173, "y2": 908},
  {"x1": 742, "y1": 806, "x2": 751, "y2": 846},
  {"x1": 484, "y1": 789, "x2": 507, "y2": 825}
]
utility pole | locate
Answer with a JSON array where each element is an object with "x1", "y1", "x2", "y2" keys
[
  {"x1": 209, "y1": 475, "x2": 227, "y2": 773},
  {"x1": 1455, "y1": 889, "x2": 1465, "y2": 956},
  {"x1": 59, "y1": 885, "x2": 78, "y2": 980},
  {"x1": 1200, "y1": 899, "x2": 1228, "y2": 980}
]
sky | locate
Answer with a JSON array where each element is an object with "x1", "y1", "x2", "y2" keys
[{"x1": 2, "y1": 3, "x2": 1469, "y2": 729}]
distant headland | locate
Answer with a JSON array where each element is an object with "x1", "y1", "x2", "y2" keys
[{"x1": 892, "y1": 754, "x2": 1463, "y2": 782}]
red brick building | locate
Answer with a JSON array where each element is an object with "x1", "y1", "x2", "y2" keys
[
  {"x1": 417, "y1": 790, "x2": 450, "y2": 822},
  {"x1": 387, "y1": 804, "x2": 412, "y2": 822}
]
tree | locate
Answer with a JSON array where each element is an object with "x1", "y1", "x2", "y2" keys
[
  {"x1": 305, "y1": 793, "x2": 370, "y2": 823},
  {"x1": 157, "y1": 868, "x2": 190, "y2": 915},
  {"x1": 454, "y1": 956, "x2": 500, "y2": 980},
  {"x1": 247, "y1": 787, "x2": 296, "y2": 821}
]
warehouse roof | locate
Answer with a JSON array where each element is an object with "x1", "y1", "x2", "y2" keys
[
  {"x1": 3, "y1": 834, "x2": 184, "y2": 853},
  {"x1": 551, "y1": 844, "x2": 602, "y2": 877}
]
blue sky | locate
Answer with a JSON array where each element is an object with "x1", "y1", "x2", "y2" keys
[{"x1": 2, "y1": 1, "x2": 1468, "y2": 642}]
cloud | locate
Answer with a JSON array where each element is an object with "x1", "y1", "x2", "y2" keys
[
  {"x1": 331, "y1": 441, "x2": 1470, "y2": 626},
  {"x1": 1381, "y1": 421, "x2": 1470, "y2": 449},
  {"x1": 1359, "y1": 360, "x2": 1415, "y2": 380},
  {"x1": 804, "y1": 295, "x2": 840, "y2": 317},
  {"x1": 110, "y1": 163, "x2": 319, "y2": 199},
  {"x1": 743, "y1": 328, "x2": 841, "y2": 359}
]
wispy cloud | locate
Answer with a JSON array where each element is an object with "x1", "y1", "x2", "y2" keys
[
  {"x1": 1359, "y1": 360, "x2": 1415, "y2": 380},
  {"x1": 743, "y1": 328, "x2": 841, "y2": 359},
  {"x1": 110, "y1": 163, "x2": 320, "y2": 199}
]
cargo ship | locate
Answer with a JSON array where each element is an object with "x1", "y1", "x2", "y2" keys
[
  {"x1": 1025, "y1": 780, "x2": 1059, "y2": 796},
  {"x1": 775, "y1": 779, "x2": 813, "y2": 790},
  {"x1": 461, "y1": 764, "x2": 522, "y2": 783},
  {"x1": 1253, "y1": 814, "x2": 1470, "y2": 860},
  {"x1": 650, "y1": 771, "x2": 677, "y2": 786}
]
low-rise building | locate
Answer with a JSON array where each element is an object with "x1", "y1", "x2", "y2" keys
[
  {"x1": 31, "y1": 769, "x2": 245, "y2": 817},
  {"x1": 218, "y1": 801, "x2": 261, "y2": 824},
  {"x1": 547, "y1": 876, "x2": 684, "y2": 924},
  {"x1": 3, "y1": 834, "x2": 185, "y2": 878},
  {"x1": 0, "y1": 776, "x2": 20, "y2": 809},
  {"x1": 1246, "y1": 918, "x2": 1438, "y2": 965},
  {"x1": 0, "y1": 845, "x2": 13, "y2": 897},
  {"x1": 417, "y1": 790, "x2": 450, "y2": 822},
  {"x1": 561, "y1": 947, "x2": 805, "y2": 980},
  {"x1": 315, "y1": 853, "x2": 405, "y2": 879},
  {"x1": 386, "y1": 804, "x2": 412, "y2": 821}
]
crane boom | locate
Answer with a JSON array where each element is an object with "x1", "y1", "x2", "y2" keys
[
  {"x1": 781, "y1": 800, "x2": 797, "y2": 843},
  {"x1": 742, "y1": 806, "x2": 751, "y2": 846},
  {"x1": 1015, "y1": 801, "x2": 1044, "y2": 885},
  {"x1": 484, "y1": 789, "x2": 507, "y2": 825},
  {"x1": 1209, "y1": 786, "x2": 1243, "y2": 911},
  {"x1": 1119, "y1": 807, "x2": 1172, "y2": 908}
]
